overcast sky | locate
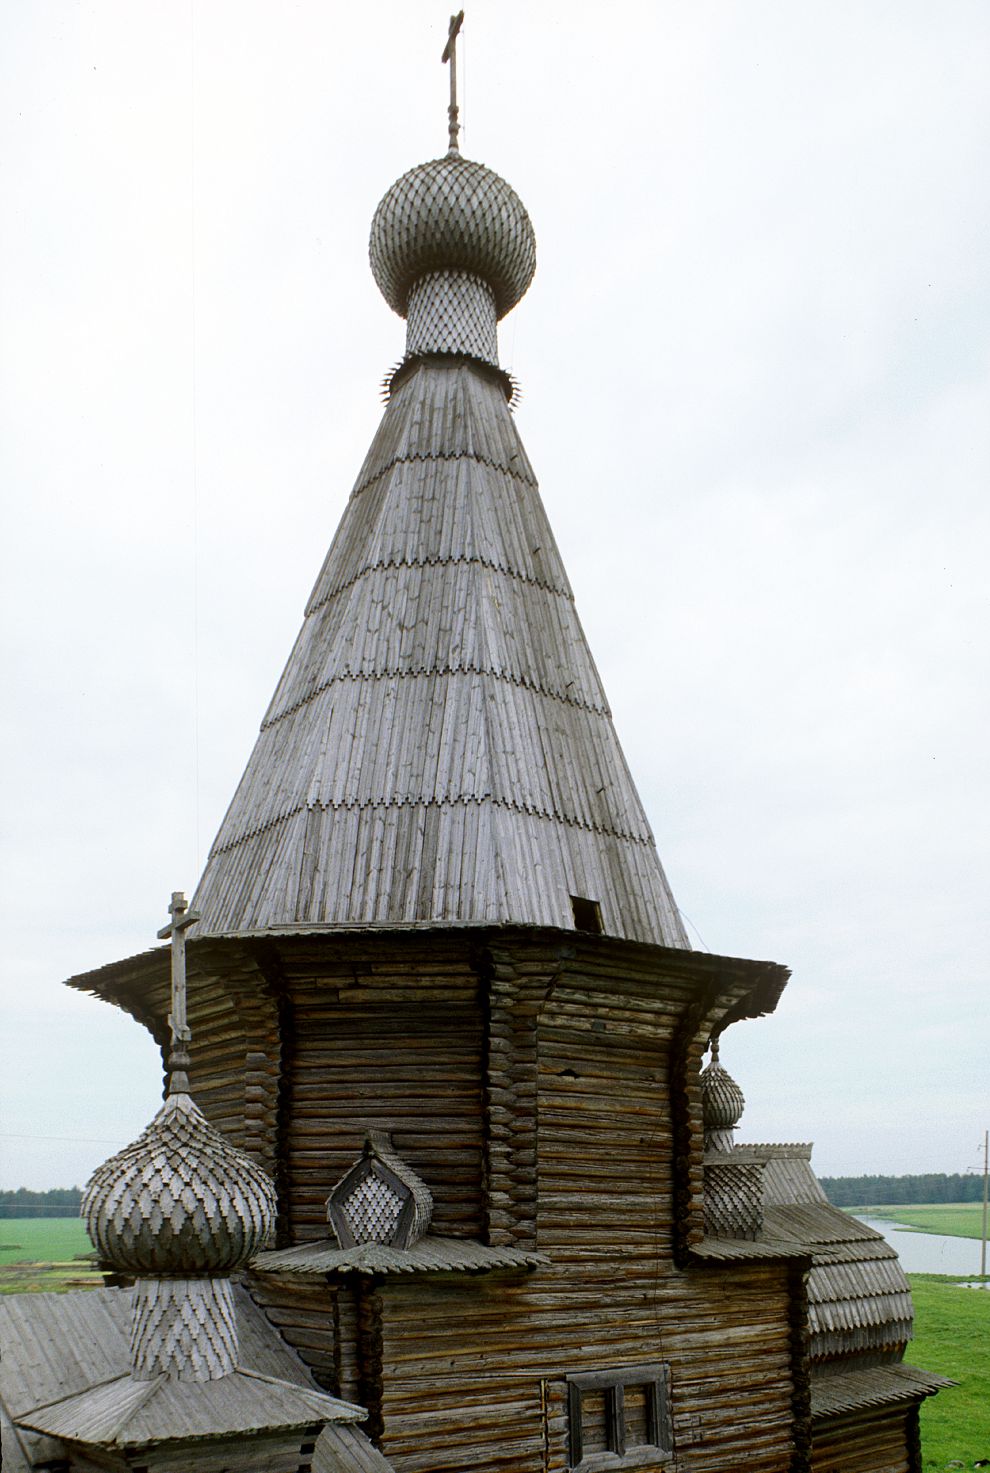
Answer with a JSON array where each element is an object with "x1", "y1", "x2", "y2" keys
[{"x1": 2, "y1": 1, "x2": 987, "y2": 1192}]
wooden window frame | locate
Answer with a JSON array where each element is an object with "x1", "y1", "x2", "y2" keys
[{"x1": 566, "y1": 1363, "x2": 672, "y2": 1471}]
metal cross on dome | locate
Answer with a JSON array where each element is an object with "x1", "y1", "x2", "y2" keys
[
  {"x1": 157, "y1": 890, "x2": 200, "y2": 1092},
  {"x1": 442, "y1": 10, "x2": 465, "y2": 154}
]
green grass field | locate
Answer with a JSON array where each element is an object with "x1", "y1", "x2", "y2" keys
[
  {"x1": 850, "y1": 1202, "x2": 988, "y2": 1241},
  {"x1": 911, "y1": 1274, "x2": 990, "y2": 1468},
  {"x1": 0, "y1": 1216, "x2": 101, "y2": 1293}
]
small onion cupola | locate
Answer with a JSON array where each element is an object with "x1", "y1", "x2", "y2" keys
[
  {"x1": 327, "y1": 1132, "x2": 433, "y2": 1250},
  {"x1": 700, "y1": 1036, "x2": 746, "y2": 1154},
  {"x1": 700, "y1": 1039, "x2": 765, "y2": 1243},
  {"x1": 82, "y1": 1092, "x2": 276, "y2": 1278},
  {"x1": 369, "y1": 13, "x2": 534, "y2": 374},
  {"x1": 81, "y1": 892, "x2": 277, "y2": 1381}
]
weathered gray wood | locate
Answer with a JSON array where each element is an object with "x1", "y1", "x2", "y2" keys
[{"x1": 190, "y1": 358, "x2": 686, "y2": 948}]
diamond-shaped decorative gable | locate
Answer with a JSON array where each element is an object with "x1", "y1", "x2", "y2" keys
[{"x1": 327, "y1": 1133, "x2": 433, "y2": 1250}]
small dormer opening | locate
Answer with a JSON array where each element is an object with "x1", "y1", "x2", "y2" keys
[{"x1": 570, "y1": 895, "x2": 603, "y2": 934}]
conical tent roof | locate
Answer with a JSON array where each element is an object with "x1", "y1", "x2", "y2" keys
[{"x1": 192, "y1": 150, "x2": 686, "y2": 949}]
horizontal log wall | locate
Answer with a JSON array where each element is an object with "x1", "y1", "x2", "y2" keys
[
  {"x1": 375, "y1": 1264, "x2": 796, "y2": 1472},
  {"x1": 280, "y1": 939, "x2": 485, "y2": 1241},
  {"x1": 137, "y1": 1429, "x2": 322, "y2": 1473},
  {"x1": 121, "y1": 929, "x2": 810, "y2": 1472},
  {"x1": 810, "y1": 1406, "x2": 914, "y2": 1473},
  {"x1": 366, "y1": 941, "x2": 795, "y2": 1470},
  {"x1": 246, "y1": 1270, "x2": 340, "y2": 1392},
  {"x1": 119, "y1": 944, "x2": 283, "y2": 1177}
]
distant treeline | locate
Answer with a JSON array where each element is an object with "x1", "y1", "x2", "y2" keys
[
  {"x1": 0, "y1": 1188, "x2": 82, "y2": 1219},
  {"x1": 820, "y1": 1174, "x2": 985, "y2": 1207}
]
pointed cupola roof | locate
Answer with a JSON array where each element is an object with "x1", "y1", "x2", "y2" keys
[{"x1": 192, "y1": 66, "x2": 686, "y2": 949}]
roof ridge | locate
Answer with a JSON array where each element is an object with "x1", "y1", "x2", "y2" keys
[
  {"x1": 17, "y1": 1373, "x2": 131, "y2": 1420},
  {"x1": 232, "y1": 1366, "x2": 364, "y2": 1417}
]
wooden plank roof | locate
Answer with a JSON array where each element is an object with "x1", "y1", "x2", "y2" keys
[
  {"x1": 314, "y1": 1425, "x2": 397, "y2": 1472},
  {"x1": 0, "y1": 1287, "x2": 386, "y2": 1468},
  {"x1": 16, "y1": 1370, "x2": 362, "y2": 1448},
  {"x1": 810, "y1": 1363, "x2": 953, "y2": 1421},
  {"x1": 191, "y1": 358, "x2": 687, "y2": 948},
  {"x1": 254, "y1": 1234, "x2": 548, "y2": 1277}
]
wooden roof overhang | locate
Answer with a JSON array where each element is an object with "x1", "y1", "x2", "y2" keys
[
  {"x1": 253, "y1": 1235, "x2": 548, "y2": 1277},
  {"x1": 810, "y1": 1363, "x2": 954, "y2": 1422},
  {"x1": 15, "y1": 1370, "x2": 363, "y2": 1451},
  {"x1": 65, "y1": 923, "x2": 789, "y2": 1026}
]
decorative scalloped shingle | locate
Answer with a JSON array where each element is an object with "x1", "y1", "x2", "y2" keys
[{"x1": 82, "y1": 1092, "x2": 276, "y2": 1276}]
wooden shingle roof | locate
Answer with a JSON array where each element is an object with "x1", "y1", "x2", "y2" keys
[
  {"x1": 15, "y1": 1370, "x2": 362, "y2": 1449},
  {"x1": 0, "y1": 1287, "x2": 389, "y2": 1470},
  {"x1": 810, "y1": 1363, "x2": 953, "y2": 1421},
  {"x1": 192, "y1": 357, "x2": 686, "y2": 947},
  {"x1": 254, "y1": 1234, "x2": 548, "y2": 1276},
  {"x1": 742, "y1": 1143, "x2": 916, "y2": 1362}
]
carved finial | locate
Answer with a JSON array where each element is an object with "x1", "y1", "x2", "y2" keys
[
  {"x1": 442, "y1": 10, "x2": 465, "y2": 154},
  {"x1": 157, "y1": 890, "x2": 200, "y2": 1094}
]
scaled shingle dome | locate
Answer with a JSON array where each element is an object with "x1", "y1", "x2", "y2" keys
[
  {"x1": 700, "y1": 1051, "x2": 746, "y2": 1132},
  {"x1": 82, "y1": 1092, "x2": 277, "y2": 1275},
  {"x1": 370, "y1": 153, "x2": 536, "y2": 319}
]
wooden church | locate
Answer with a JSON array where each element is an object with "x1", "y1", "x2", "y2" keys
[{"x1": 1, "y1": 19, "x2": 947, "y2": 1473}]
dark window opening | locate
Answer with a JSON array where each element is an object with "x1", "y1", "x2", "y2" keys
[
  {"x1": 567, "y1": 1364, "x2": 672, "y2": 1471},
  {"x1": 570, "y1": 895, "x2": 603, "y2": 934}
]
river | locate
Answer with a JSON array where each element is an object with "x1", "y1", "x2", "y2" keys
[{"x1": 853, "y1": 1215, "x2": 987, "y2": 1278}]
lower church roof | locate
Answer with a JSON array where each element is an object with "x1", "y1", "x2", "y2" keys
[{"x1": 0, "y1": 1286, "x2": 388, "y2": 1471}]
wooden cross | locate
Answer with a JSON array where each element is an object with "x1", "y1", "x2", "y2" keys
[
  {"x1": 442, "y1": 10, "x2": 465, "y2": 153},
  {"x1": 157, "y1": 890, "x2": 200, "y2": 1089}
]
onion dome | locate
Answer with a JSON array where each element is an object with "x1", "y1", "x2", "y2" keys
[
  {"x1": 370, "y1": 154, "x2": 536, "y2": 320},
  {"x1": 700, "y1": 1040, "x2": 746, "y2": 1136},
  {"x1": 82, "y1": 1091, "x2": 276, "y2": 1276}
]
